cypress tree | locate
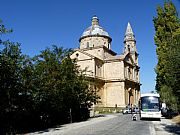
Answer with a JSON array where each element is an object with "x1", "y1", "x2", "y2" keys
[{"x1": 153, "y1": 1, "x2": 180, "y2": 110}]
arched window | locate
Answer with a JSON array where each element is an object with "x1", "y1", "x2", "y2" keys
[
  {"x1": 87, "y1": 42, "x2": 89, "y2": 48},
  {"x1": 108, "y1": 43, "x2": 110, "y2": 49},
  {"x1": 128, "y1": 67, "x2": 131, "y2": 79},
  {"x1": 128, "y1": 45, "x2": 130, "y2": 52}
]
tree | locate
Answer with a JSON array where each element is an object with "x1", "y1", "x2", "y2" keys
[
  {"x1": 160, "y1": 85, "x2": 178, "y2": 110},
  {"x1": 33, "y1": 45, "x2": 99, "y2": 124},
  {"x1": 0, "y1": 20, "x2": 26, "y2": 133},
  {"x1": 0, "y1": 19, "x2": 99, "y2": 134},
  {"x1": 0, "y1": 19, "x2": 36, "y2": 134},
  {"x1": 153, "y1": 1, "x2": 180, "y2": 110}
]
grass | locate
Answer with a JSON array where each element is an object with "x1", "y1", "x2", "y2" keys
[
  {"x1": 94, "y1": 107, "x2": 124, "y2": 114},
  {"x1": 172, "y1": 115, "x2": 180, "y2": 125}
]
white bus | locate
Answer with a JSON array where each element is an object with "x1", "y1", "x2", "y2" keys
[{"x1": 139, "y1": 93, "x2": 161, "y2": 120}]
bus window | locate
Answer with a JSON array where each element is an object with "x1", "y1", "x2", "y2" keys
[{"x1": 141, "y1": 96, "x2": 160, "y2": 112}]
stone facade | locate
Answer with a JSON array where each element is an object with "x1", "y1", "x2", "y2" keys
[{"x1": 70, "y1": 16, "x2": 140, "y2": 108}]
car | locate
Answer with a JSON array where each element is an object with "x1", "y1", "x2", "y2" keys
[
  {"x1": 122, "y1": 106, "x2": 139, "y2": 114},
  {"x1": 134, "y1": 107, "x2": 139, "y2": 114},
  {"x1": 122, "y1": 107, "x2": 131, "y2": 114}
]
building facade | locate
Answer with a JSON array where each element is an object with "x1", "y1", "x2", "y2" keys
[{"x1": 70, "y1": 16, "x2": 140, "y2": 108}]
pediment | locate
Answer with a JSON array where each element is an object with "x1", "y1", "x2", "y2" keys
[{"x1": 70, "y1": 49, "x2": 95, "y2": 60}]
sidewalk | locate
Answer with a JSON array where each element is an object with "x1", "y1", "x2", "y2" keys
[{"x1": 153, "y1": 117, "x2": 180, "y2": 135}]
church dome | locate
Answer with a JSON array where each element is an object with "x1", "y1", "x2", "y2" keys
[
  {"x1": 82, "y1": 25, "x2": 110, "y2": 37},
  {"x1": 79, "y1": 16, "x2": 111, "y2": 41}
]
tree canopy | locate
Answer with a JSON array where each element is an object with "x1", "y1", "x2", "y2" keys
[
  {"x1": 0, "y1": 20, "x2": 99, "y2": 134},
  {"x1": 153, "y1": 1, "x2": 180, "y2": 110}
]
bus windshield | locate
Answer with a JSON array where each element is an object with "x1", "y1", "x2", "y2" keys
[{"x1": 141, "y1": 96, "x2": 160, "y2": 112}]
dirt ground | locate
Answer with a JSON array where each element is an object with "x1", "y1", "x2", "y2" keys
[{"x1": 172, "y1": 115, "x2": 180, "y2": 125}]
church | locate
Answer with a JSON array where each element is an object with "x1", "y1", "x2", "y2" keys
[{"x1": 70, "y1": 16, "x2": 140, "y2": 108}]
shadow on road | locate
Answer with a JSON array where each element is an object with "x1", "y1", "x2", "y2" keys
[
  {"x1": 140, "y1": 118, "x2": 161, "y2": 121},
  {"x1": 33, "y1": 125, "x2": 63, "y2": 134},
  {"x1": 32, "y1": 115, "x2": 108, "y2": 134},
  {"x1": 162, "y1": 124, "x2": 180, "y2": 135}
]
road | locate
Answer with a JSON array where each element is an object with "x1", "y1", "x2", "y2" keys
[{"x1": 31, "y1": 113, "x2": 155, "y2": 135}]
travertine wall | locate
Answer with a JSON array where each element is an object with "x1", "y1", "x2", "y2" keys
[
  {"x1": 104, "y1": 50, "x2": 115, "y2": 58},
  {"x1": 124, "y1": 82, "x2": 140, "y2": 107},
  {"x1": 76, "y1": 60, "x2": 95, "y2": 76},
  {"x1": 83, "y1": 47, "x2": 116, "y2": 60},
  {"x1": 104, "y1": 61, "x2": 124, "y2": 80},
  {"x1": 84, "y1": 47, "x2": 105, "y2": 60},
  {"x1": 80, "y1": 36, "x2": 110, "y2": 49},
  {"x1": 95, "y1": 81, "x2": 105, "y2": 107},
  {"x1": 71, "y1": 49, "x2": 140, "y2": 108},
  {"x1": 94, "y1": 59, "x2": 104, "y2": 78},
  {"x1": 70, "y1": 51, "x2": 91, "y2": 60},
  {"x1": 104, "y1": 82, "x2": 125, "y2": 107},
  {"x1": 70, "y1": 52, "x2": 95, "y2": 76}
]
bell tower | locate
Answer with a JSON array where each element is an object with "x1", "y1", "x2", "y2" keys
[{"x1": 124, "y1": 22, "x2": 138, "y2": 65}]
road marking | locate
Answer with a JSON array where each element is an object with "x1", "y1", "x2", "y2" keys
[{"x1": 149, "y1": 123, "x2": 156, "y2": 135}]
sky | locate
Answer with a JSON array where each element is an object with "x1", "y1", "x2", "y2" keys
[{"x1": 0, "y1": 0, "x2": 180, "y2": 93}]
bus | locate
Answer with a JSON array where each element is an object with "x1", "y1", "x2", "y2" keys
[{"x1": 139, "y1": 93, "x2": 161, "y2": 120}]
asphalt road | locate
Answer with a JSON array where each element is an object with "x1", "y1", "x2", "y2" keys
[
  {"x1": 31, "y1": 113, "x2": 155, "y2": 135},
  {"x1": 62, "y1": 114, "x2": 152, "y2": 135}
]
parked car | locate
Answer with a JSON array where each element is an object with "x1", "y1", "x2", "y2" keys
[
  {"x1": 134, "y1": 107, "x2": 139, "y2": 114},
  {"x1": 122, "y1": 107, "x2": 131, "y2": 114},
  {"x1": 122, "y1": 107, "x2": 139, "y2": 114}
]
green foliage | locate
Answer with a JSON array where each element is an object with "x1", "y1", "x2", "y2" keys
[
  {"x1": 0, "y1": 41, "x2": 29, "y2": 134},
  {"x1": 153, "y1": 1, "x2": 180, "y2": 110},
  {"x1": 32, "y1": 46, "x2": 99, "y2": 116},
  {"x1": 0, "y1": 19, "x2": 13, "y2": 34},
  {"x1": 0, "y1": 20, "x2": 99, "y2": 134},
  {"x1": 160, "y1": 85, "x2": 178, "y2": 110}
]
